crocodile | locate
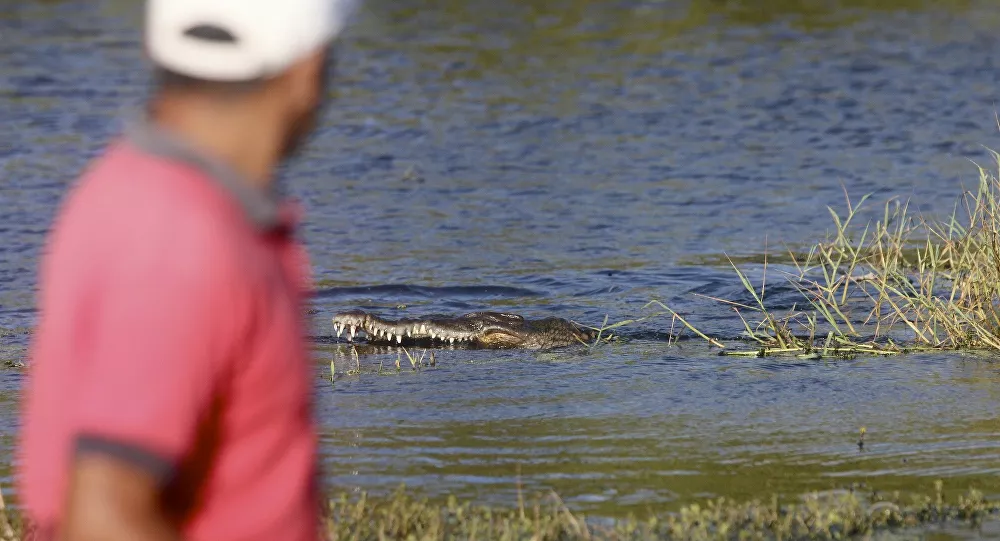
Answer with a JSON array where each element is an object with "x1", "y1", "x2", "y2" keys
[{"x1": 330, "y1": 309, "x2": 599, "y2": 350}]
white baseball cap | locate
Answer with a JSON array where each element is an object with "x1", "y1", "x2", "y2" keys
[{"x1": 146, "y1": 0, "x2": 355, "y2": 82}]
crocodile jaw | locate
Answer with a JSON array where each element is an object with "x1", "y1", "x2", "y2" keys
[
  {"x1": 332, "y1": 310, "x2": 479, "y2": 346},
  {"x1": 331, "y1": 310, "x2": 596, "y2": 350}
]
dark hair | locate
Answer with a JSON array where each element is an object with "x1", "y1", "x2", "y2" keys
[{"x1": 151, "y1": 66, "x2": 266, "y2": 95}]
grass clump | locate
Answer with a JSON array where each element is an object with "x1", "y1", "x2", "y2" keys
[
  {"x1": 0, "y1": 485, "x2": 21, "y2": 541},
  {"x1": 324, "y1": 481, "x2": 999, "y2": 540},
  {"x1": 4, "y1": 477, "x2": 998, "y2": 540},
  {"x1": 658, "y1": 152, "x2": 1000, "y2": 357}
]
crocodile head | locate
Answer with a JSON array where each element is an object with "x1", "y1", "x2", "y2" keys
[{"x1": 331, "y1": 310, "x2": 598, "y2": 350}]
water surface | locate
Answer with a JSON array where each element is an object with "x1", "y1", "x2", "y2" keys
[{"x1": 2, "y1": 0, "x2": 1000, "y2": 533}]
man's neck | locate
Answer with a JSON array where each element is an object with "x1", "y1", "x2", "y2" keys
[{"x1": 147, "y1": 94, "x2": 283, "y2": 193}]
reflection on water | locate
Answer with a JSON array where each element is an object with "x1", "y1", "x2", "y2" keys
[
  {"x1": 3, "y1": 0, "x2": 1000, "y2": 530},
  {"x1": 316, "y1": 343, "x2": 1000, "y2": 515}
]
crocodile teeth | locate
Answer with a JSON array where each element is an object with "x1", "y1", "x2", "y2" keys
[
  {"x1": 349, "y1": 326, "x2": 356, "y2": 340},
  {"x1": 420, "y1": 324, "x2": 427, "y2": 334},
  {"x1": 396, "y1": 334, "x2": 402, "y2": 344},
  {"x1": 430, "y1": 332, "x2": 437, "y2": 339},
  {"x1": 335, "y1": 323, "x2": 343, "y2": 337},
  {"x1": 406, "y1": 328, "x2": 412, "y2": 337},
  {"x1": 449, "y1": 337, "x2": 455, "y2": 344}
]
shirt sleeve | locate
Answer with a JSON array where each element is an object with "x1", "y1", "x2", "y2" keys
[{"x1": 69, "y1": 233, "x2": 244, "y2": 483}]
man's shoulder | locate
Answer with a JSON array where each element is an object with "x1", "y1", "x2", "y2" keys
[
  {"x1": 83, "y1": 139, "x2": 246, "y2": 226},
  {"x1": 58, "y1": 140, "x2": 256, "y2": 283}
]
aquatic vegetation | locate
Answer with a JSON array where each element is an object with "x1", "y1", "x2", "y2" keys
[
  {"x1": 657, "y1": 151, "x2": 1000, "y2": 357},
  {"x1": 6, "y1": 480, "x2": 995, "y2": 541}
]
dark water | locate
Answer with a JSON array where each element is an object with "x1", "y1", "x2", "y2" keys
[{"x1": 3, "y1": 0, "x2": 1000, "y2": 532}]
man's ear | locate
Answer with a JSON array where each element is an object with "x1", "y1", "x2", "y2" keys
[{"x1": 284, "y1": 48, "x2": 327, "y2": 110}]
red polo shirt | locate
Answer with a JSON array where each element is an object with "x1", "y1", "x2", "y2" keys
[{"x1": 17, "y1": 118, "x2": 321, "y2": 541}]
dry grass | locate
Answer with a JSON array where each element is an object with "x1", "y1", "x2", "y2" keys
[
  {"x1": 0, "y1": 484, "x2": 20, "y2": 541},
  {"x1": 3, "y1": 480, "x2": 997, "y2": 540},
  {"x1": 656, "y1": 152, "x2": 1000, "y2": 357}
]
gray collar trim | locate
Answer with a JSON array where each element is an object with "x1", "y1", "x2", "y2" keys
[{"x1": 122, "y1": 115, "x2": 284, "y2": 231}]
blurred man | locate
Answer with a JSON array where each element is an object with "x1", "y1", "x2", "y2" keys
[{"x1": 17, "y1": 0, "x2": 353, "y2": 539}]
